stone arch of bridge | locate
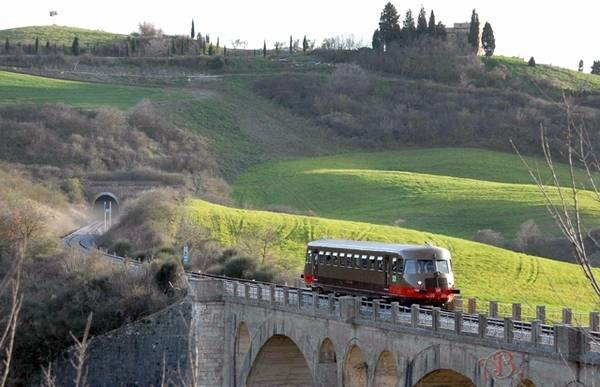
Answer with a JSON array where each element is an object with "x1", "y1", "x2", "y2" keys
[
  {"x1": 374, "y1": 350, "x2": 399, "y2": 387},
  {"x1": 343, "y1": 342, "x2": 368, "y2": 387},
  {"x1": 410, "y1": 344, "x2": 480, "y2": 386},
  {"x1": 245, "y1": 334, "x2": 313, "y2": 387},
  {"x1": 317, "y1": 337, "x2": 338, "y2": 387},
  {"x1": 239, "y1": 319, "x2": 316, "y2": 387},
  {"x1": 415, "y1": 369, "x2": 475, "y2": 386},
  {"x1": 517, "y1": 380, "x2": 536, "y2": 387},
  {"x1": 235, "y1": 322, "x2": 251, "y2": 378}
]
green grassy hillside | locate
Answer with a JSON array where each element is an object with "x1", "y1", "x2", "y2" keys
[
  {"x1": 0, "y1": 71, "x2": 186, "y2": 109},
  {"x1": 185, "y1": 198, "x2": 600, "y2": 321},
  {"x1": 234, "y1": 149, "x2": 600, "y2": 239},
  {"x1": 0, "y1": 25, "x2": 124, "y2": 46}
]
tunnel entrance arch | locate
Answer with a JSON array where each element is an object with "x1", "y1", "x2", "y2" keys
[
  {"x1": 92, "y1": 192, "x2": 119, "y2": 218},
  {"x1": 415, "y1": 369, "x2": 475, "y2": 387},
  {"x1": 246, "y1": 335, "x2": 313, "y2": 387}
]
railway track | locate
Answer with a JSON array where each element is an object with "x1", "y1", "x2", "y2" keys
[{"x1": 61, "y1": 223, "x2": 600, "y2": 352}]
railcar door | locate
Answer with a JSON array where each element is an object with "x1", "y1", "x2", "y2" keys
[{"x1": 384, "y1": 256, "x2": 390, "y2": 289}]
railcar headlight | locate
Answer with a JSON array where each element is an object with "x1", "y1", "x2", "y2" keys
[{"x1": 417, "y1": 280, "x2": 422, "y2": 286}]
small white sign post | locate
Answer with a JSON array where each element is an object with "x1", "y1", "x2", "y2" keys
[{"x1": 182, "y1": 245, "x2": 189, "y2": 266}]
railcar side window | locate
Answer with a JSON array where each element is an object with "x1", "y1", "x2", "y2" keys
[
  {"x1": 376, "y1": 256, "x2": 383, "y2": 271},
  {"x1": 361, "y1": 255, "x2": 368, "y2": 269},
  {"x1": 368, "y1": 256, "x2": 375, "y2": 270},
  {"x1": 325, "y1": 252, "x2": 331, "y2": 264},
  {"x1": 354, "y1": 254, "x2": 360, "y2": 268},
  {"x1": 391, "y1": 258, "x2": 398, "y2": 272},
  {"x1": 332, "y1": 252, "x2": 338, "y2": 266}
]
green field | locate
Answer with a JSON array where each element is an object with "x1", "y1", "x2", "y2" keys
[
  {"x1": 185, "y1": 198, "x2": 600, "y2": 321},
  {"x1": 234, "y1": 149, "x2": 600, "y2": 239},
  {"x1": 0, "y1": 25, "x2": 124, "y2": 46},
  {"x1": 0, "y1": 71, "x2": 186, "y2": 109}
]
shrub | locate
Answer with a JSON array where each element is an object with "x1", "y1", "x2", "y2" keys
[{"x1": 473, "y1": 229, "x2": 505, "y2": 247}]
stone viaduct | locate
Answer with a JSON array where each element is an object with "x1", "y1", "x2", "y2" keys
[{"x1": 56, "y1": 276, "x2": 600, "y2": 387}]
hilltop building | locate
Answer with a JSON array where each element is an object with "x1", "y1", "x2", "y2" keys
[{"x1": 446, "y1": 22, "x2": 483, "y2": 54}]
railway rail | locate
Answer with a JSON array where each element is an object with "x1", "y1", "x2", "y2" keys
[{"x1": 62, "y1": 222, "x2": 600, "y2": 353}]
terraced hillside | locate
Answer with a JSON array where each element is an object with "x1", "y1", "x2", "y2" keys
[
  {"x1": 0, "y1": 25, "x2": 124, "y2": 46},
  {"x1": 185, "y1": 198, "x2": 600, "y2": 321},
  {"x1": 234, "y1": 149, "x2": 600, "y2": 239}
]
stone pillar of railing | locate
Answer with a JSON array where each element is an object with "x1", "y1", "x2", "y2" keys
[
  {"x1": 531, "y1": 320, "x2": 541, "y2": 347},
  {"x1": 297, "y1": 289, "x2": 304, "y2": 311},
  {"x1": 373, "y1": 300, "x2": 380, "y2": 321},
  {"x1": 489, "y1": 301, "x2": 498, "y2": 318},
  {"x1": 313, "y1": 293, "x2": 319, "y2": 315},
  {"x1": 562, "y1": 308, "x2": 572, "y2": 325},
  {"x1": 536, "y1": 306, "x2": 546, "y2": 324},
  {"x1": 504, "y1": 317, "x2": 514, "y2": 343},
  {"x1": 256, "y1": 286, "x2": 263, "y2": 302},
  {"x1": 283, "y1": 287, "x2": 289, "y2": 307},
  {"x1": 328, "y1": 294, "x2": 335, "y2": 316},
  {"x1": 339, "y1": 296, "x2": 358, "y2": 323},
  {"x1": 512, "y1": 303, "x2": 522, "y2": 321},
  {"x1": 269, "y1": 284, "x2": 276, "y2": 304},
  {"x1": 232, "y1": 282, "x2": 238, "y2": 298},
  {"x1": 391, "y1": 302, "x2": 400, "y2": 323},
  {"x1": 411, "y1": 304, "x2": 420, "y2": 328},
  {"x1": 555, "y1": 325, "x2": 588, "y2": 356},
  {"x1": 188, "y1": 278, "x2": 224, "y2": 303},
  {"x1": 590, "y1": 311, "x2": 600, "y2": 332},
  {"x1": 478, "y1": 314, "x2": 487, "y2": 338},
  {"x1": 453, "y1": 296, "x2": 463, "y2": 312},
  {"x1": 432, "y1": 308, "x2": 440, "y2": 331},
  {"x1": 454, "y1": 311, "x2": 463, "y2": 334},
  {"x1": 467, "y1": 298, "x2": 476, "y2": 315},
  {"x1": 243, "y1": 283, "x2": 250, "y2": 302}
]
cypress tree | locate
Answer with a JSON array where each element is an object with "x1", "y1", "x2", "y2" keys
[
  {"x1": 289, "y1": 35, "x2": 293, "y2": 54},
  {"x1": 428, "y1": 10, "x2": 436, "y2": 35},
  {"x1": 378, "y1": 2, "x2": 401, "y2": 48},
  {"x1": 302, "y1": 35, "x2": 308, "y2": 52},
  {"x1": 263, "y1": 40, "x2": 267, "y2": 58},
  {"x1": 191, "y1": 20, "x2": 195, "y2": 39},
  {"x1": 372, "y1": 29, "x2": 383, "y2": 51},
  {"x1": 402, "y1": 9, "x2": 416, "y2": 41},
  {"x1": 592, "y1": 61, "x2": 600, "y2": 75},
  {"x1": 216, "y1": 37, "x2": 220, "y2": 49},
  {"x1": 45, "y1": 40, "x2": 50, "y2": 53},
  {"x1": 417, "y1": 7, "x2": 428, "y2": 35},
  {"x1": 4, "y1": 38, "x2": 9, "y2": 53},
  {"x1": 224, "y1": 45, "x2": 227, "y2": 56},
  {"x1": 481, "y1": 22, "x2": 495, "y2": 56},
  {"x1": 436, "y1": 22, "x2": 447, "y2": 40},
  {"x1": 468, "y1": 9, "x2": 480, "y2": 52},
  {"x1": 528, "y1": 57, "x2": 536, "y2": 67},
  {"x1": 171, "y1": 39, "x2": 176, "y2": 56},
  {"x1": 579, "y1": 60, "x2": 584, "y2": 72},
  {"x1": 34, "y1": 37, "x2": 39, "y2": 54},
  {"x1": 208, "y1": 43, "x2": 214, "y2": 56},
  {"x1": 71, "y1": 37, "x2": 80, "y2": 56}
]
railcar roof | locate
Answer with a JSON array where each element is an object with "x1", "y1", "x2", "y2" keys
[{"x1": 307, "y1": 239, "x2": 450, "y2": 256}]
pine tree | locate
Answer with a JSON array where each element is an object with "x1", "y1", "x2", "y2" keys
[
  {"x1": 468, "y1": 9, "x2": 480, "y2": 52},
  {"x1": 481, "y1": 22, "x2": 495, "y2": 56},
  {"x1": 71, "y1": 37, "x2": 80, "y2": 56},
  {"x1": 4, "y1": 38, "x2": 9, "y2": 53},
  {"x1": 263, "y1": 40, "x2": 267, "y2": 58},
  {"x1": 372, "y1": 29, "x2": 383, "y2": 51},
  {"x1": 579, "y1": 60, "x2": 584, "y2": 72},
  {"x1": 289, "y1": 35, "x2": 293, "y2": 54},
  {"x1": 302, "y1": 35, "x2": 308, "y2": 53},
  {"x1": 528, "y1": 57, "x2": 536, "y2": 67},
  {"x1": 436, "y1": 22, "x2": 447, "y2": 40},
  {"x1": 34, "y1": 37, "x2": 39, "y2": 54},
  {"x1": 428, "y1": 10, "x2": 436, "y2": 35},
  {"x1": 402, "y1": 10, "x2": 416, "y2": 41},
  {"x1": 191, "y1": 20, "x2": 195, "y2": 39},
  {"x1": 378, "y1": 2, "x2": 401, "y2": 48},
  {"x1": 592, "y1": 61, "x2": 600, "y2": 75},
  {"x1": 417, "y1": 7, "x2": 428, "y2": 35}
]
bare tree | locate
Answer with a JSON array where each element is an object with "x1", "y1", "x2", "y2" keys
[
  {"x1": 512, "y1": 101, "x2": 600, "y2": 300},
  {"x1": 0, "y1": 199, "x2": 46, "y2": 260},
  {"x1": 0, "y1": 258, "x2": 23, "y2": 387},
  {"x1": 70, "y1": 313, "x2": 93, "y2": 387}
]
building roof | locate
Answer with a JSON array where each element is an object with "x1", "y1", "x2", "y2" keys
[{"x1": 307, "y1": 239, "x2": 451, "y2": 259}]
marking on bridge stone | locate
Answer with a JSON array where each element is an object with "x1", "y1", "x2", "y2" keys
[{"x1": 481, "y1": 350, "x2": 525, "y2": 385}]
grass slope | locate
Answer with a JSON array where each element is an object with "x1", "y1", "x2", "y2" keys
[
  {"x1": 234, "y1": 149, "x2": 600, "y2": 239},
  {"x1": 0, "y1": 25, "x2": 124, "y2": 46},
  {"x1": 185, "y1": 198, "x2": 600, "y2": 320},
  {"x1": 484, "y1": 56, "x2": 600, "y2": 96},
  {"x1": 0, "y1": 71, "x2": 186, "y2": 109}
]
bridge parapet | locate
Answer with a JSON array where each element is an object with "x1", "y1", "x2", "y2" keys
[{"x1": 187, "y1": 276, "x2": 600, "y2": 364}]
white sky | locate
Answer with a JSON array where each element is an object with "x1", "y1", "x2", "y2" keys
[{"x1": 2, "y1": 1, "x2": 598, "y2": 70}]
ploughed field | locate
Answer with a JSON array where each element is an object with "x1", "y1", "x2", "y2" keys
[
  {"x1": 234, "y1": 148, "x2": 600, "y2": 239},
  {"x1": 185, "y1": 199, "x2": 600, "y2": 322}
]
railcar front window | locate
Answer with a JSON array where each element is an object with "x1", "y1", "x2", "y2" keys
[
  {"x1": 435, "y1": 260, "x2": 449, "y2": 273},
  {"x1": 404, "y1": 260, "x2": 436, "y2": 274}
]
